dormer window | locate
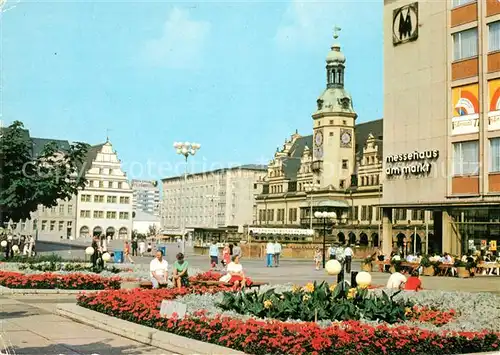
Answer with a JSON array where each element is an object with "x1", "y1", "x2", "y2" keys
[{"x1": 317, "y1": 99, "x2": 324, "y2": 110}]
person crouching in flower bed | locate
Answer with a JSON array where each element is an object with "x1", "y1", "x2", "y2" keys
[
  {"x1": 226, "y1": 255, "x2": 251, "y2": 289},
  {"x1": 172, "y1": 253, "x2": 189, "y2": 289},
  {"x1": 150, "y1": 250, "x2": 168, "y2": 289}
]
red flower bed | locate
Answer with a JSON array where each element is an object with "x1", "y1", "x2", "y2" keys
[
  {"x1": 0, "y1": 271, "x2": 120, "y2": 290},
  {"x1": 189, "y1": 271, "x2": 222, "y2": 282},
  {"x1": 77, "y1": 288, "x2": 499, "y2": 354}
]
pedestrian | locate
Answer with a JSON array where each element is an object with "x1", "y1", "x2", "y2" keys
[
  {"x1": 138, "y1": 239, "x2": 146, "y2": 257},
  {"x1": 273, "y1": 240, "x2": 282, "y2": 267},
  {"x1": 314, "y1": 248, "x2": 322, "y2": 270},
  {"x1": 150, "y1": 250, "x2": 168, "y2": 289},
  {"x1": 265, "y1": 240, "x2": 274, "y2": 267},
  {"x1": 344, "y1": 244, "x2": 353, "y2": 273},
  {"x1": 222, "y1": 243, "x2": 231, "y2": 267},
  {"x1": 232, "y1": 242, "x2": 242, "y2": 259},
  {"x1": 124, "y1": 241, "x2": 134, "y2": 264},
  {"x1": 131, "y1": 238, "x2": 138, "y2": 256},
  {"x1": 328, "y1": 243, "x2": 336, "y2": 260},
  {"x1": 209, "y1": 240, "x2": 219, "y2": 268},
  {"x1": 91, "y1": 236, "x2": 99, "y2": 267}
]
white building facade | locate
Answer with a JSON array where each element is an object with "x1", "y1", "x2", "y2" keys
[
  {"x1": 76, "y1": 141, "x2": 133, "y2": 240},
  {"x1": 162, "y1": 165, "x2": 267, "y2": 233},
  {"x1": 131, "y1": 179, "x2": 161, "y2": 216}
]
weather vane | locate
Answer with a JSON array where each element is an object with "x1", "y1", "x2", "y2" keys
[
  {"x1": 333, "y1": 26, "x2": 341, "y2": 40},
  {"x1": 106, "y1": 128, "x2": 111, "y2": 142}
]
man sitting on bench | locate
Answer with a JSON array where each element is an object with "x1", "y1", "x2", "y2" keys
[{"x1": 150, "y1": 250, "x2": 168, "y2": 289}]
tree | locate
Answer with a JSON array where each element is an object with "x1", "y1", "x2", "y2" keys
[
  {"x1": 148, "y1": 224, "x2": 158, "y2": 237},
  {"x1": 0, "y1": 121, "x2": 90, "y2": 225}
]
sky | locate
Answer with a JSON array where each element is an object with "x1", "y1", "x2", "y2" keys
[{"x1": 1, "y1": 0, "x2": 383, "y2": 181}]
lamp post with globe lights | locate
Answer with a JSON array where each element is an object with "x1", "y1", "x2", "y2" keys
[
  {"x1": 173, "y1": 141, "x2": 201, "y2": 253},
  {"x1": 314, "y1": 211, "x2": 336, "y2": 269},
  {"x1": 305, "y1": 183, "x2": 320, "y2": 230}
]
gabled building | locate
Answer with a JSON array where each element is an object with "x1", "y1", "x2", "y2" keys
[
  {"x1": 5, "y1": 132, "x2": 133, "y2": 241},
  {"x1": 76, "y1": 140, "x2": 133, "y2": 240}
]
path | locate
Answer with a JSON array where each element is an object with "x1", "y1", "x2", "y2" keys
[{"x1": 0, "y1": 295, "x2": 172, "y2": 355}]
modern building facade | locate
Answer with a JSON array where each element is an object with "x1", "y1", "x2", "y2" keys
[
  {"x1": 161, "y1": 165, "x2": 267, "y2": 237},
  {"x1": 131, "y1": 179, "x2": 161, "y2": 216},
  {"x1": 252, "y1": 31, "x2": 434, "y2": 248},
  {"x1": 381, "y1": 0, "x2": 500, "y2": 256}
]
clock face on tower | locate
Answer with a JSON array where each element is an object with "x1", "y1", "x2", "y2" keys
[
  {"x1": 314, "y1": 147, "x2": 323, "y2": 159},
  {"x1": 340, "y1": 129, "x2": 352, "y2": 147},
  {"x1": 314, "y1": 131, "x2": 323, "y2": 146}
]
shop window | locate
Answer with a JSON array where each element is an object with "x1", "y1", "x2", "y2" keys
[
  {"x1": 453, "y1": 28, "x2": 478, "y2": 61},
  {"x1": 490, "y1": 138, "x2": 500, "y2": 172},
  {"x1": 453, "y1": 141, "x2": 479, "y2": 175},
  {"x1": 489, "y1": 22, "x2": 500, "y2": 52}
]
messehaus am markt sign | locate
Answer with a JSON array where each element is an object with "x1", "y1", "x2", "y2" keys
[{"x1": 385, "y1": 150, "x2": 439, "y2": 177}]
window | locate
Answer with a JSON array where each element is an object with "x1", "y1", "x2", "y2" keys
[
  {"x1": 490, "y1": 138, "x2": 500, "y2": 172},
  {"x1": 451, "y1": 0, "x2": 475, "y2": 8},
  {"x1": 375, "y1": 207, "x2": 380, "y2": 221},
  {"x1": 119, "y1": 212, "x2": 130, "y2": 220},
  {"x1": 339, "y1": 179, "x2": 345, "y2": 189},
  {"x1": 41, "y1": 220, "x2": 47, "y2": 231},
  {"x1": 329, "y1": 120, "x2": 333, "y2": 125},
  {"x1": 58, "y1": 221, "x2": 64, "y2": 231},
  {"x1": 67, "y1": 221, "x2": 72, "y2": 227},
  {"x1": 94, "y1": 195, "x2": 104, "y2": 203},
  {"x1": 354, "y1": 206, "x2": 359, "y2": 220},
  {"x1": 453, "y1": 141, "x2": 479, "y2": 175},
  {"x1": 81, "y1": 194, "x2": 91, "y2": 202},
  {"x1": 361, "y1": 206, "x2": 367, "y2": 220},
  {"x1": 68, "y1": 205, "x2": 73, "y2": 214},
  {"x1": 118, "y1": 182, "x2": 123, "y2": 189},
  {"x1": 342, "y1": 160, "x2": 348, "y2": 169},
  {"x1": 80, "y1": 210, "x2": 90, "y2": 218},
  {"x1": 59, "y1": 205, "x2": 64, "y2": 214},
  {"x1": 50, "y1": 221, "x2": 55, "y2": 231},
  {"x1": 329, "y1": 132, "x2": 333, "y2": 137},
  {"x1": 107, "y1": 196, "x2": 117, "y2": 203},
  {"x1": 489, "y1": 22, "x2": 500, "y2": 52},
  {"x1": 289, "y1": 208, "x2": 297, "y2": 222},
  {"x1": 51, "y1": 207, "x2": 57, "y2": 213},
  {"x1": 453, "y1": 28, "x2": 478, "y2": 61},
  {"x1": 33, "y1": 220, "x2": 38, "y2": 231},
  {"x1": 99, "y1": 181, "x2": 104, "y2": 188},
  {"x1": 106, "y1": 211, "x2": 117, "y2": 219},
  {"x1": 120, "y1": 196, "x2": 130, "y2": 204},
  {"x1": 93, "y1": 210, "x2": 104, "y2": 218}
]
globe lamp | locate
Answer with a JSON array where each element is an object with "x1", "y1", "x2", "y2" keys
[
  {"x1": 0, "y1": 240, "x2": 7, "y2": 248},
  {"x1": 12, "y1": 245, "x2": 19, "y2": 253},
  {"x1": 85, "y1": 247, "x2": 95, "y2": 255},
  {"x1": 356, "y1": 271, "x2": 372, "y2": 288},
  {"x1": 102, "y1": 252, "x2": 111, "y2": 262},
  {"x1": 325, "y1": 259, "x2": 342, "y2": 275}
]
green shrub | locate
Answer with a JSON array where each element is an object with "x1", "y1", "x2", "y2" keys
[{"x1": 218, "y1": 281, "x2": 413, "y2": 324}]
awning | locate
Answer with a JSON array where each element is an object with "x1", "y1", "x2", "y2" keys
[
  {"x1": 248, "y1": 227, "x2": 314, "y2": 236},
  {"x1": 299, "y1": 200, "x2": 350, "y2": 208}
]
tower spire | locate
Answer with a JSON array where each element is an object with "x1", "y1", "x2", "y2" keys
[{"x1": 325, "y1": 25, "x2": 346, "y2": 89}]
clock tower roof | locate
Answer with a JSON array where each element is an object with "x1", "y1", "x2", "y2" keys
[{"x1": 314, "y1": 87, "x2": 355, "y2": 115}]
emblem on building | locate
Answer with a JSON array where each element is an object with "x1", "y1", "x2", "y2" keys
[
  {"x1": 340, "y1": 129, "x2": 352, "y2": 148},
  {"x1": 392, "y1": 2, "x2": 418, "y2": 46}
]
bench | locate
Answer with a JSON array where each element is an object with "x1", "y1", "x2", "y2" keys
[
  {"x1": 191, "y1": 280, "x2": 268, "y2": 290},
  {"x1": 139, "y1": 281, "x2": 169, "y2": 289}
]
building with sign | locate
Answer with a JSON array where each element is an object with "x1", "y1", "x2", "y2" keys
[
  {"x1": 381, "y1": 0, "x2": 500, "y2": 256},
  {"x1": 252, "y1": 30, "x2": 434, "y2": 248}
]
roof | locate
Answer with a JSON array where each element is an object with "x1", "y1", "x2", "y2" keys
[
  {"x1": 282, "y1": 135, "x2": 312, "y2": 180},
  {"x1": 278, "y1": 118, "x2": 383, "y2": 182},
  {"x1": 31, "y1": 138, "x2": 71, "y2": 157},
  {"x1": 161, "y1": 164, "x2": 267, "y2": 182},
  {"x1": 80, "y1": 143, "x2": 105, "y2": 173},
  {"x1": 354, "y1": 118, "x2": 383, "y2": 158}
]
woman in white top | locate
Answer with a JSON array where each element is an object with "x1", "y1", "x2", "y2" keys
[{"x1": 227, "y1": 255, "x2": 246, "y2": 289}]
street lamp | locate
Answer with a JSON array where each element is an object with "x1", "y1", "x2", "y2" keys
[
  {"x1": 314, "y1": 211, "x2": 337, "y2": 268},
  {"x1": 305, "y1": 183, "x2": 320, "y2": 230},
  {"x1": 173, "y1": 141, "x2": 201, "y2": 253}
]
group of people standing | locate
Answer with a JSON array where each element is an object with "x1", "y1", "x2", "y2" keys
[
  {"x1": 265, "y1": 240, "x2": 282, "y2": 267},
  {"x1": 322, "y1": 243, "x2": 354, "y2": 272}
]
